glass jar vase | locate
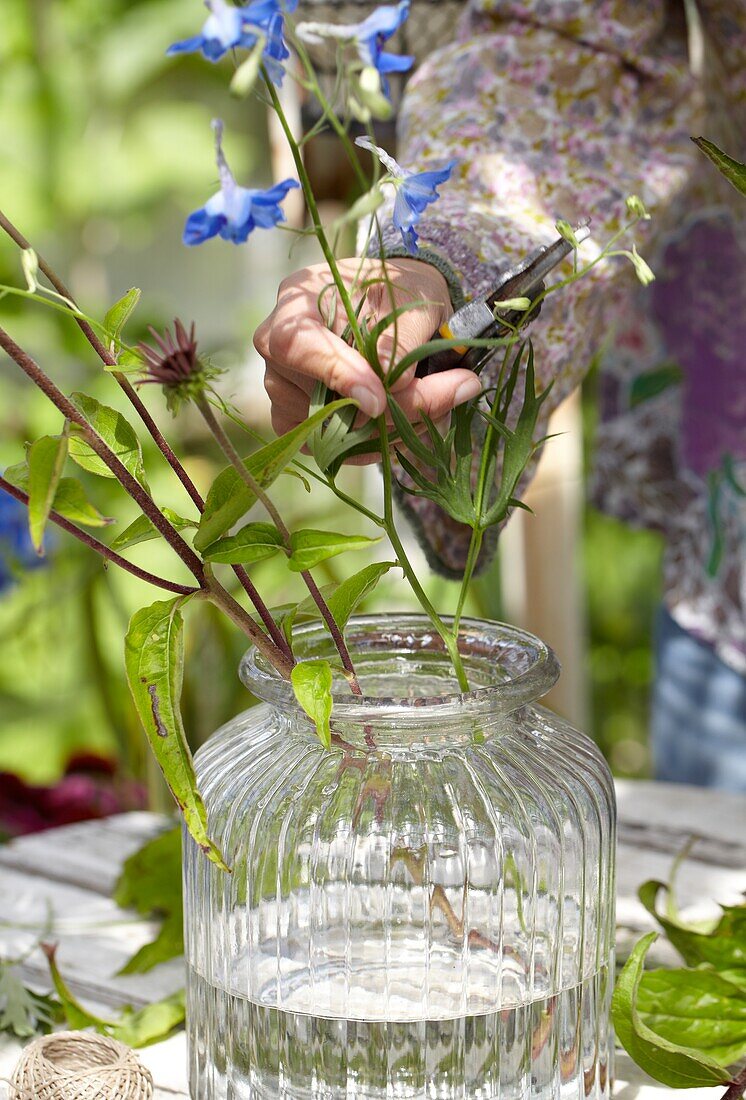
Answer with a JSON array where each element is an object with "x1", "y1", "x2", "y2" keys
[{"x1": 184, "y1": 615, "x2": 616, "y2": 1100}]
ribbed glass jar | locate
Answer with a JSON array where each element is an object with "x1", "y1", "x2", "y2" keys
[{"x1": 184, "y1": 616, "x2": 616, "y2": 1100}]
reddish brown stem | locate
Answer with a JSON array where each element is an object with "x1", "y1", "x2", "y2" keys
[
  {"x1": 723, "y1": 1066, "x2": 746, "y2": 1100},
  {"x1": 0, "y1": 325, "x2": 205, "y2": 580},
  {"x1": 0, "y1": 476, "x2": 198, "y2": 596}
]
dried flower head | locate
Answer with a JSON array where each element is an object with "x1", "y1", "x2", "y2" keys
[{"x1": 138, "y1": 319, "x2": 221, "y2": 412}]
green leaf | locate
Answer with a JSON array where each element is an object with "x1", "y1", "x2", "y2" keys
[
  {"x1": 287, "y1": 529, "x2": 379, "y2": 572},
  {"x1": 485, "y1": 342, "x2": 552, "y2": 526},
  {"x1": 68, "y1": 393, "x2": 149, "y2": 490},
  {"x1": 640, "y1": 881, "x2": 746, "y2": 987},
  {"x1": 291, "y1": 660, "x2": 334, "y2": 749},
  {"x1": 327, "y1": 562, "x2": 395, "y2": 631},
  {"x1": 281, "y1": 562, "x2": 395, "y2": 641},
  {"x1": 124, "y1": 597, "x2": 228, "y2": 871},
  {"x1": 53, "y1": 479, "x2": 113, "y2": 528},
  {"x1": 5, "y1": 459, "x2": 112, "y2": 531},
  {"x1": 27, "y1": 433, "x2": 69, "y2": 553},
  {"x1": 42, "y1": 944, "x2": 184, "y2": 1048},
  {"x1": 194, "y1": 398, "x2": 355, "y2": 552},
  {"x1": 637, "y1": 966, "x2": 746, "y2": 1067},
  {"x1": 104, "y1": 287, "x2": 141, "y2": 346},
  {"x1": 0, "y1": 962, "x2": 60, "y2": 1037},
  {"x1": 202, "y1": 521, "x2": 283, "y2": 566},
  {"x1": 111, "y1": 509, "x2": 197, "y2": 551},
  {"x1": 630, "y1": 363, "x2": 684, "y2": 407},
  {"x1": 611, "y1": 932, "x2": 731, "y2": 1088},
  {"x1": 111, "y1": 990, "x2": 185, "y2": 1049},
  {"x1": 309, "y1": 382, "x2": 378, "y2": 475},
  {"x1": 692, "y1": 137, "x2": 746, "y2": 197},
  {"x1": 114, "y1": 827, "x2": 183, "y2": 974}
]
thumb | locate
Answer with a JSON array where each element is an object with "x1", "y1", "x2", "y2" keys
[{"x1": 376, "y1": 299, "x2": 446, "y2": 391}]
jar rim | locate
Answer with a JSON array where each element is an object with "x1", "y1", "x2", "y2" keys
[{"x1": 239, "y1": 614, "x2": 560, "y2": 724}]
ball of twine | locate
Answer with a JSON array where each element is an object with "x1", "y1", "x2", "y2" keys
[{"x1": 7, "y1": 1031, "x2": 153, "y2": 1100}]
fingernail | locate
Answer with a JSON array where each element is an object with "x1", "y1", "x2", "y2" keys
[
  {"x1": 453, "y1": 378, "x2": 482, "y2": 406},
  {"x1": 350, "y1": 383, "x2": 385, "y2": 419}
]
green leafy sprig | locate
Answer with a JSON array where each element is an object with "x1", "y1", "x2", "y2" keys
[{"x1": 613, "y1": 855, "x2": 746, "y2": 1097}]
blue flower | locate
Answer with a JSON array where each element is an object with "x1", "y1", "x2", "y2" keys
[
  {"x1": 262, "y1": 13, "x2": 290, "y2": 87},
  {"x1": 297, "y1": 1, "x2": 413, "y2": 95},
  {"x1": 168, "y1": 0, "x2": 296, "y2": 62},
  {"x1": 0, "y1": 488, "x2": 41, "y2": 595},
  {"x1": 353, "y1": 1, "x2": 413, "y2": 87},
  {"x1": 355, "y1": 137, "x2": 456, "y2": 254},
  {"x1": 184, "y1": 120, "x2": 299, "y2": 246}
]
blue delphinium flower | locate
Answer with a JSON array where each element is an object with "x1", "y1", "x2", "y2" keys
[
  {"x1": 354, "y1": 1, "x2": 413, "y2": 88},
  {"x1": 297, "y1": 1, "x2": 413, "y2": 94},
  {"x1": 184, "y1": 120, "x2": 299, "y2": 246},
  {"x1": 0, "y1": 488, "x2": 41, "y2": 594},
  {"x1": 168, "y1": 0, "x2": 296, "y2": 63},
  {"x1": 262, "y1": 13, "x2": 290, "y2": 87},
  {"x1": 355, "y1": 137, "x2": 457, "y2": 254}
]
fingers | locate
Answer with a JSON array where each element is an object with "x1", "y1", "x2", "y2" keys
[
  {"x1": 255, "y1": 307, "x2": 386, "y2": 419},
  {"x1": 392, "y1": 369, "x2": 482, "y2": 424}
]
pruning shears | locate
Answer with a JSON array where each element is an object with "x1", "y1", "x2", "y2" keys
[{"x1": 415, "y1": 220, "x2": 591, "y2": 378}]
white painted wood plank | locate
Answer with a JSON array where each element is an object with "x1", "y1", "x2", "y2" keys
[{"x1": 0, "y1": 812, "x2": 169, "y2": 896}]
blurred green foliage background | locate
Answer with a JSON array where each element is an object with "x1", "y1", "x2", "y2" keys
[{"x1": 0, "y1": 0, "x2": 663, "y2": 820}]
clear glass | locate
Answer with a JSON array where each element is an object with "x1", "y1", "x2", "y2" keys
[{"x1": 184, "y1": 616, "x2": 616, "y2": 1100}]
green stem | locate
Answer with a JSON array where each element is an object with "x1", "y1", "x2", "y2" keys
[
  {"x1": 453, "y1": 342, "x2": 519, "y2": 632},
  {"x1": 262, "y1": 69, "x2": 366, "y2": 354},
  {"x1": 378, "y1": 416, "x2": 469, "y2": 691},
  {"x1": 452, "y1": 527, "x2": 483, "y2": 635}
]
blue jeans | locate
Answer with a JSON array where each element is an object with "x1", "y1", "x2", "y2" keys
[{"x1": 652, "y1": 608, "x2": 746, "y2": 791}]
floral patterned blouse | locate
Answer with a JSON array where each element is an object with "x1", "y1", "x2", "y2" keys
[{"x1": 377, "y1": 0, "x2": 746, "y2": 673}]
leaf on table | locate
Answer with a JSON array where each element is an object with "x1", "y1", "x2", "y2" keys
[
  {"x1": 287, "y1": 529, "x2": 380, "y2": 572},
  {"x1": 68, "y1": 392, "x2": 149, "y2": 490},
  {"x1": 0, "y1": 961, "x2": 61, "y2": 1037},
  {"x1": 42, "y1": 944, "x2": 184, "y2": 1048},
  {"x1": 692, "y1": 137, "x2": 746, "y2": 197},
  {"x1": 113, "y1": 826, "x2": 183, "y2": 974},
  {"x1": 26, "y1": 432, "x2": 69, "y2": 553},
  {"x1": 202, "y1": 521, "x2": 283, "y2": 565},
  {"x1": 291, "y1": 659, "x2": 333, "y2": 749},
  {"x1": 4, "y1": 461, "x2": 113, "y2": 528},
  {"x1": 124, "y1": 597, "x2": 228, "y2": 871},
  {"x1": 111, "y1": 990, "x2": 185, "y2": 1048},
  {"x1": 194, "y1": 398, "x2": 355, "y2": 551},
  {"x1": 111, "y1": 509, "x2": 197, "y2": 551},
  {"x1": 611, "y1": 932, "x2": 731, "y2": 1088},
  {"x1": 104, "y1": 287, "x2": 141, "y2": 347},
  {"x1": 637, "y1": 965, "x2": 746, "y2": 1067},
  {"x1": 639, "y1": 880, "x2": 746, "y2": 988}
]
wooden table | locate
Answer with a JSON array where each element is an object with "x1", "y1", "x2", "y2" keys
[{"x1": 1, "y1": 780, "x2": 745, "y2": 1099}]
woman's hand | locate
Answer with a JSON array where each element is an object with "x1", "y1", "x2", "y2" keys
[{"x1": 254, "y1": 258, "x2": 481, "y2": 461}]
